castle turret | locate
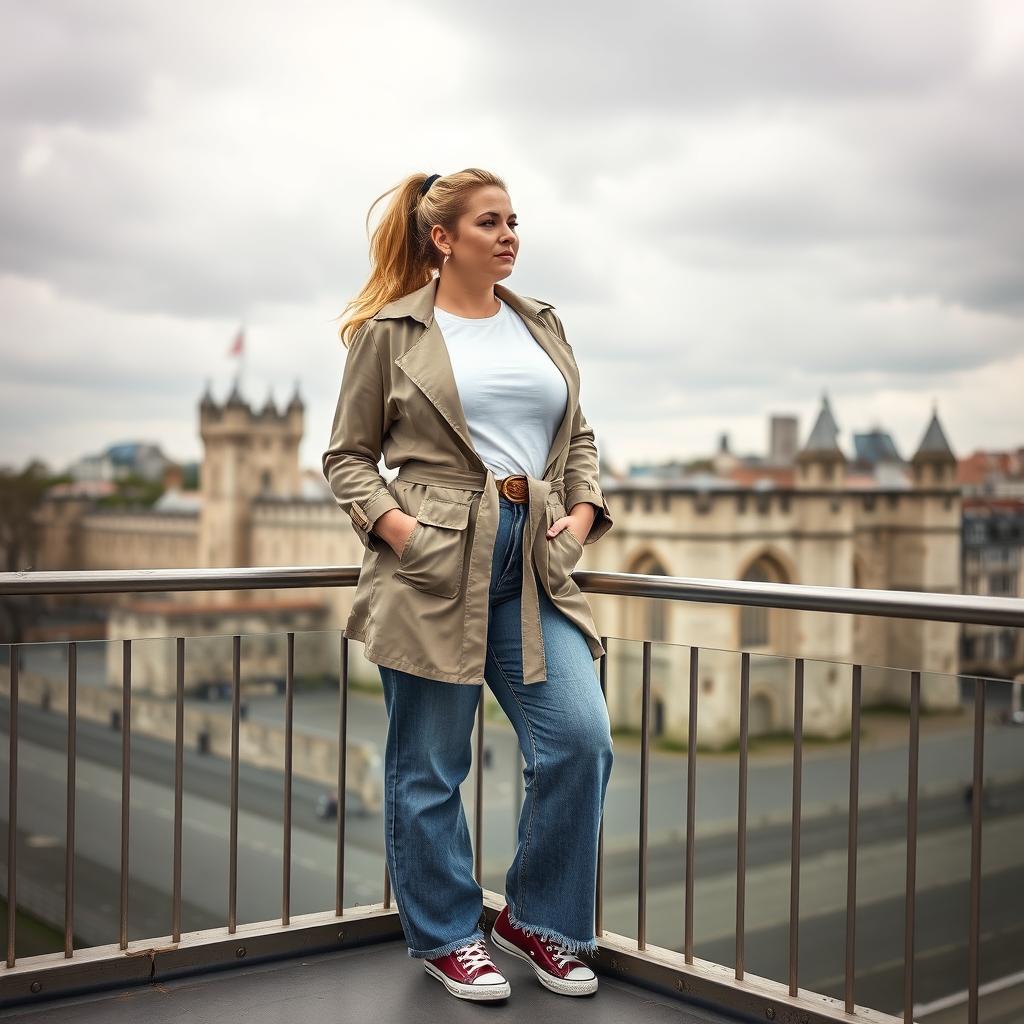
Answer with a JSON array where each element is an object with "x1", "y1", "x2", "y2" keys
[
  {"x1": 911, "y1": 404, "x2": 956, "y2": 488},
  {"x1": 197, "y1": 381, "x2": 305, "y2": 574},
  {"x1": 260, "y1": 389, "x2": 278, "y2": 418},
  {"x1": 713, "y1": 431, "x2": 738, "y2": 475},
  {"x1": 900, "y1": 404, "x2": 961, "y2": 704},
  {"x1": 796, "y1": 393, "x2": 847, "y2": 489}
]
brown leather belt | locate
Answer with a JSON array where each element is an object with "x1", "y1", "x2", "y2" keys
[{"x1": 495, "y1": 474, "x2": 529, "y2": 502}]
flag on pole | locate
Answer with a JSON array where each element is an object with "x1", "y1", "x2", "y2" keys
[{"x1": 228, "y1": 326, "x2": 244, "y2": 357}]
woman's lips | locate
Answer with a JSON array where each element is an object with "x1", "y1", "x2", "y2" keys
[{"x1": 496, "y1": 254, "x2": 514, "y2": 261}]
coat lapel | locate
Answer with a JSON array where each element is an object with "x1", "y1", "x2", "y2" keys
[
  {"x1": 393, "y1": 317, "x2": 480, "y2": 462},
  {"x1": 377, "y1": 276, "x2": 580, "y2": 479}
]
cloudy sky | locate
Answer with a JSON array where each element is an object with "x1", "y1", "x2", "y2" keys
[{"x1": 2, "y1": 0, "x2": 1022, "y2": 479}]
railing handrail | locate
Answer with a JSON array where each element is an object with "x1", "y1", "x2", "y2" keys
[
  {"x1": 0, "y1": 565, "x2": 360, "y2": 596},
  {"x1": 1, "y1": 564, "x2": 1022, "y2": 628},
  {"x1": 576, "y1": 570, "x2": 1024, "y2": 628}
]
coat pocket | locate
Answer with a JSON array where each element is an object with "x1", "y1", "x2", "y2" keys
[
  {"x1": 392, "y1": 495, "x2": 472, "y2": 599},
  {"x1": 544, "y1": 498, "x2": 584, "y2": 592}
]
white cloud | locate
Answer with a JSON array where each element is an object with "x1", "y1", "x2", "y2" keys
[{"x1": 0, "y1": 0, "x2": 1022, "y2": 477}]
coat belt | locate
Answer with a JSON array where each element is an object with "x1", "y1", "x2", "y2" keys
[{"x1": 395, "y1": 460, "x2": 564, "y2": 684}]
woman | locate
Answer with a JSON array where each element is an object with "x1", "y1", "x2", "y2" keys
[{"x1": 323, "y1": 168, "x2": 615, "y2": 1003}]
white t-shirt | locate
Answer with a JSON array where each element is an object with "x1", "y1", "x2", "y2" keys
[{"x1": 433, "y1": 298, "x2": 568, "y2": 479}]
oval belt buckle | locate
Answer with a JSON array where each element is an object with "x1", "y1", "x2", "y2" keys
[{"x1": 500, "y1": 475, "x2": 529, "y2": 502}]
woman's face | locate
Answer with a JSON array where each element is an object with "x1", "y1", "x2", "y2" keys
[{"x1": 439, "y1": 185, "x2": 519, "y2": 282}]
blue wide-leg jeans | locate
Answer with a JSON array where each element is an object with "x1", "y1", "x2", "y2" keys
[{"x1": 378, "y1": 492, "x2": 615, "y2": 960}]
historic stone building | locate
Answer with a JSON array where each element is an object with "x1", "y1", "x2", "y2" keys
[
  {"x1": 35, "y1": 388, "x2": 961, "y2": 746},
  {"x1": 35, "y1": 382, "x2": 337, "y2": 697},
  {"x1": 595, "y1": 398, "x2": 961, "y2": 746}
]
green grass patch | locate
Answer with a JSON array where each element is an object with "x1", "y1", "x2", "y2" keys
[
  {"x1": 612, "y1": 723, "x2": 852, "y2": 755},
  {"x1": 861, "y1": 701, "x2": 964, "y2": 718}
]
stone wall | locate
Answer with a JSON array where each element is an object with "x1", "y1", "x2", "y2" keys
[{"x1": 5, "y1": 669, "x2": 381, "y2": 812}]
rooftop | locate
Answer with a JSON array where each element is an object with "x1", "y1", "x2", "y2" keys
[{"x1": 5, "y1": 925, "x2": 742, "y2": 1024}]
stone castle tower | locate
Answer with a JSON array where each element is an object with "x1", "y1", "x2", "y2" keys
[
  {"x1": 795, "y1": 392, "x2": 846, "y2": 489},
  {"x1": 911, "y1": 406, "x2": 957, "y2": 489},
  {"x1": 198, "y1": 379, "x2": 305, "y2": 569},
  {"x1": 799, "y1": 394, "x2": 960, "y2": 713}
]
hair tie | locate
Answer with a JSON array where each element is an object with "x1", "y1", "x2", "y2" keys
[{"x1": 419, "y1": 173, "x2": 441, "y2": 196}]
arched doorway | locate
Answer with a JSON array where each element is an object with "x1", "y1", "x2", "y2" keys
[
  {"x1": 749, "y1": 693, "x2": 775, "y2": 735},
  {"x1": 622, "y1": 550, "x2": 672, "y2": 737},
  {"x1": 737, "y1": 551, "x2": 792, "y2": 653},
  {"x1": 851, "y1": 553, "x2": 887, "y2": 690}
]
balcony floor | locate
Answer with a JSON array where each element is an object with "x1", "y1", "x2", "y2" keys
[{"x1": 0, "y1": 937, "x2": 745, "y2": 1024}]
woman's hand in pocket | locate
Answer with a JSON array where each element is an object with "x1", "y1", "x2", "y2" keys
[
  {"x1": 546, "y1": 502, "x2": 595, "y2": 547},
  {"x1": 545, "y1": 514, "x2": 586, "y2": 547},
  {"x1": 374, "y1": 508, "x2": 419, "y2": 558}
]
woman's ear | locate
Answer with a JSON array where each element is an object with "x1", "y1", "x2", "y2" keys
[{"x1": 430, "y1": 224, "x2": 451, "y2": 257}]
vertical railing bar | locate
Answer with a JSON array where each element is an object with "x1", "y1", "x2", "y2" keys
[
  {"x1": 119, "y1": 639, "x2": 131, "y2": 951},
  {"x1": 382, "y1": 641, "x2": 390, "y2": 907},
  {"x1": 684, "y1": 646, "x2": 698, "y2": 963},
  {"x1": 229, "y1": 635, "x2": 240, "y2": 932},
  {"x1": 903, "y1": 670, "x2": 921, "y2": 1022},
  {"x1": 172, "y1": 637, "x2": 185, "y2": 943},
  {"x1": 474, "y1": 687, "x2": 485, "y2": 884},
  {"x1": 844, "y1": 664, "x2": 862, "y2": 1014},
  {"x1": 282, "y1": 631, "x2": 294, "y2": 925},
  {"x1": 64, "y1": 642, "x2": 77, "y2": 958},
  {"x1": 967, "y1": 676, "x2": 985, "y2": 1024},
  {"x1": 638, "y1": 641, "x2": 651, "y2": 950},
  {"x1": 735, "y1": 651, "x2": 750, "y2": 980},
  {"x1": 6, "y1": 645, "x2": 18, "y2": 968},
  {"x1": 596, "y1": 637, "x2": 608, "y2": 936},
  {"x1": 336, "y1": 635, "x2": 348, "y2": 917},
  {"x1": 788, "y1": 657, "x2": 804, "y2": 998},
  {"x1": 381, "y1": 654, "x2": 390, "y2": 910}
]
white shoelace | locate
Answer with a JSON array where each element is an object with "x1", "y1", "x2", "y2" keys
[
  {"x1": 456, "y1": 939, "x2": 497, "y2": 974},
  {"x1": 544, "y1": 939, "x2": 583, "y2": 969}
]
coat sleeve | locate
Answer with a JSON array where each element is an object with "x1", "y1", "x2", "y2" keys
[
  {"x1": 321, "y1": 320, "x2": 402, "y2": 552},
  {"x1": 544, "y1": 310, "x2": 614, "y2": 546}
]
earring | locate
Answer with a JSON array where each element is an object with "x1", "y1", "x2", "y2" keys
[{"x1": 443, "y1": 251, "x2": 450, "y2": 264}]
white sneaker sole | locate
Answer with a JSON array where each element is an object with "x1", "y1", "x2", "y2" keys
[
  {"x1": 490, "y1": 928, "x2": 598, "y2": 996},
  {"x1": 423, "y1": 960, "x2": 511, "y2": 1001}
]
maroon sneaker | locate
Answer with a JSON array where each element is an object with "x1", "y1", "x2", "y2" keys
[
  {"x1": 490, "y1": 904, "x2": 598, "y2": 996},
  {"x1": 423, "y1": 938, "x2": 510, "y2": 1001}
]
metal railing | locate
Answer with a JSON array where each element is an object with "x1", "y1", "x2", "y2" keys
[{"x1": 1, "y1": 564, "x2": 1022, "y2": 1023}]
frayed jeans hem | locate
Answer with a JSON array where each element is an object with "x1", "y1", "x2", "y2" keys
[
  {"x1": 505, "y1": 900, "x2": 599, "y2": 957},
  {"x1": 407, "y1": 927, "x2": 486, "y2": 960}
]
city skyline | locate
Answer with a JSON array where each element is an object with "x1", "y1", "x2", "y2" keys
[{"x1": 24, "y1": 377, "x2": 1010, "y2": 486}]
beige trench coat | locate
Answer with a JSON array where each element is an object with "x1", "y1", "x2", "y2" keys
[{"x1": 321, "y1": 275, "x2": 614, "y2": 685}]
